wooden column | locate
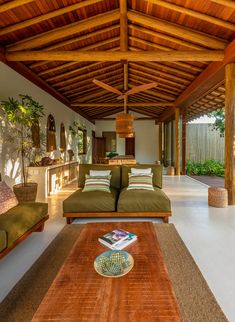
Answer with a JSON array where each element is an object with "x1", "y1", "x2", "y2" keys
[
  {"x1": 225, "y1": 63, "x2": 235, "y2": 204},
  {"x1": 158, "y1": 122, "x2": 162, "y2": 163},
  {"x1": 175, "y1": 107, "x2": 180, "y2": 175},
  {"x1": 171, "y1": 120, "x2": 174, "y2": 166},
  {"x1": 182, "y1": 109, "x2": 187, "y2": 175}
]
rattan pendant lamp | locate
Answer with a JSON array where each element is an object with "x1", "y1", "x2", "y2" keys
[{"x1": 92, "y1": 79, "x2": 158, "y2": 138}]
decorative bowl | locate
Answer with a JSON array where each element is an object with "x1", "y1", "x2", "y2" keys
[{"x1": 94, "y1": 250, "x2": 134, "y2": 278}]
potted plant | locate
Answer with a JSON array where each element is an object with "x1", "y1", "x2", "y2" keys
[{"x1": 0, "y1": 94, "x2": 45, "y2": 202}]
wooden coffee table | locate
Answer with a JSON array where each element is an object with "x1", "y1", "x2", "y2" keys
[{"x1": 31, "y1": 222, "x2": 182, "y2": 322}]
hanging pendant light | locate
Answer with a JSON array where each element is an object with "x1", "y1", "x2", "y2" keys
[{"x1": 116, "y1": 113, "x2": 134, "y2": 136}]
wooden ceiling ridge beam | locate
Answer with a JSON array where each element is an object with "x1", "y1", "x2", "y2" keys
[
  {"x1": 0, "y1": 0, "x2": 103, "y2": 36},
  {"x1": 210, "y1": 0, "x2": 235, "y2": 9},
  {"x1": 5, "y1": 50, "x2": 224, "y2": 62},
  {"x1": 147, "y1": 0, "x2": 235, "y2": 30},
  {"x1": 7, "y1": 9, "x2": 120, "y2": 51},
  {"x1": 129, "y1": 24, "x2": 205, "y2": 50},
  {"x1": 174, "y1": 39, "x2": 235, "y2": 110},
  {"x1": 0, "y1": 0, "x2": 35, "y2": 13},
  {"x1": 127, "y1": 10, "x2": 227, "y2": 49}
]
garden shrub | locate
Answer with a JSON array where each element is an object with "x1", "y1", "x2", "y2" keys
[{"x1": 186, "y1": 160, "x2": 224, "y2": 177}]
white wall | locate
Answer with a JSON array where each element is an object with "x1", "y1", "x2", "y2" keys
[
  {"x1": 95, "y1": 118, "x2": 159, "y2": 164},
  {"x1": 0, "y1": 63, "x2": 95, "y2": 187}
]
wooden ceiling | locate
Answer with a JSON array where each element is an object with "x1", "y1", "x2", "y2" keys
[{"x1": 0, "y1": 0, "x2": 235, "y2": 123}]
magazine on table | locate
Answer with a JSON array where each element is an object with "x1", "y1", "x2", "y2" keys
[{"x1": 98, "y1": 229, "x2": 137, "y2": 250}]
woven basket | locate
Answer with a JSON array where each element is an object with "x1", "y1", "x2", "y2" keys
[
  {"x1": 13, "y1": 183, "x2": 38, "y2": 203},
  {"x1": 208, "y1": 187, "x2": 228, "y2": 208}
]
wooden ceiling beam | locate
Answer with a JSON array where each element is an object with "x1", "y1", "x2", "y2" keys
[
  {"x1": 0, "y1": 0, "x2": 103, "y2": 36},
  {"x1": 129, "y1": 24, "x2": 205, "y2": 50},
  {"x1": 128, "y1": 10, "x2": 227, "y2": 49},
  {"x1": 6, "y1": 50, "x2": 224, "y2": 62},
  {"x1": 129, "y1": 46, "x2": 204, "y2": 73},
  {"x1": 61, "y1": 70, "x2": 123, "y2": 94},
  {"x1": 147, "y1": 0, "x2": 235, "y2": 30},
  {"x1": 129, "y1": 65, "x2": 186, "y2": 89},
  {"x1": 0, "y1": 0, "x2": 35, "y2": 13},
  {"x1": 130, "y1": 61, "x2": 190, "y2": 84},
  {"x1": 46, "y1": 62, "x2": 108, "y2": 82},
  {"x1": 29, "y1": 34, "x2": 120, "y2": 69},
  {"x1": 128, "y1": 107, "x2": 159, "y2": 118},
  {"x1": 210, "y1": 0, "x2": 235, "y2": 9},
  {"x1": 174, "y1": 39, "x2": 235, "y2": 109},
  {"x1": 72, "y1": 85, "x2": 123, "y2": 102},
  {"x1": 92, "y1": 107, "x2": 124, "y2": 119},
  {"x1": 128, "y1": 82, "x2": 175, "y2": 101},
  {"x1": 54, "y1": 63, "x2": 121, "y2": 89},
  {"x1": 7, "y1": 9, "x2": 120, "y2": 51},
  {"x1": 71, "y1": 102, "x2": 174, "y2": 107}
]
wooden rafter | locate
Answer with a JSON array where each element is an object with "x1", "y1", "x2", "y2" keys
[
  {"x1": 127, "y1": 10, "x2": 227, "y2": 49},
  {"x1": 0, "y1": 0, "x2": 103, "y2": 36},
  {"x1": 0, "y1": 0, "x2": 35, "y2": 13},
  {"x1": 210, "y1": 0, "x2": 235, "y2": 9},
  {"x1": 129, "y1": 24, "x2": 205, "y2": 50},
  {"x1": 147, "y1": 0, "x2": 235, "y2": 30},
  {"x1": 7, "y1": 9, "x2": 120, "y2": 51},
  {"x1": 6, "y1": 50, "x2": 224, "y2": 62},
  {"x1": 128, "y1": 82, "x2": 176, "y2": 101},
  {"x1": 71, "y1": 102, "x2": 174, "y2": 107},
  {"x1": 72, "y1": 85, "x2": 123, "y2": 102}
]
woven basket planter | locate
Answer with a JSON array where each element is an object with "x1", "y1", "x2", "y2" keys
[
  {"x1": 208, "y1": 187, "x2": 228, "y2": 208},
  {"x1": 13, "y1": 183, "x2": 38, "y2": 203},
  {"x1": 167, "y1": 166, "x2": 175, "y2": 175}
]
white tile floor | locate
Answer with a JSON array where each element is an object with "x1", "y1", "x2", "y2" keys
[{"x1": 0, "y1": 176, "x2": 235, "y2": 321}]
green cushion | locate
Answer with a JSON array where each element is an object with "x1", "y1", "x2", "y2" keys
[
  {"x1": 117, "y1": 187, "x2": 171, "y2": 212},
  {"x1": 0, "y1": 202, "x2": 48, "y2": 247},
  {"x1": 0, "y1": 230, "x2": 7, "y2": 252},
  {"x1": 63, "y1": 188, "x2": 118, "y2": 213},
  {"x1": 78, "y1": 164, "x2": 121, "y2": 189},
  {"x1": 121, "y1": 164, "x2": 162, "y2": 189}
]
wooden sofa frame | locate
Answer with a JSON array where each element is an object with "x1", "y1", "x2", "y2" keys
[
  {"x1": 63, "y1": 212, "x2": 171, "y2": 224},
  {"x1": 0, "y1": 215, "x2": 49, "y2": 259}
]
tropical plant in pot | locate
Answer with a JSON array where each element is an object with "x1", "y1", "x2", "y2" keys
[{"x1": 0, "y1": 94, "x2": 45, "y2": 202}]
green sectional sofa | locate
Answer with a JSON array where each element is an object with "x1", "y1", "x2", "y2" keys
[
  {"x1": 0, "y1": 202, "x2": 49, "y2": 259},
  {"x1": 63, "y1": 164, "x2": 171, "y2": 223}
]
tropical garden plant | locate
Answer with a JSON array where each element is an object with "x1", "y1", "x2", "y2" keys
[
  {"x1": 208, "y1": 108, "x2": 225, "y2": 137},
  {"x1": 186, "y1": 159, "x2": 225, "y2": 177},
  {"x1": 0, "y1": 94, "x2": 45, "y2": 186}
]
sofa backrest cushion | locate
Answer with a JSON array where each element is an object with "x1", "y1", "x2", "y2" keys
[
  {"x1": 78, "y1": 164, "x2": 121, "y2": 189},
  {"x1": 0, "y1": 181, "x2": 18, "y2": 215},
  {"x1": 121, "y1": 164, "x2": 162, "y2": 189}
]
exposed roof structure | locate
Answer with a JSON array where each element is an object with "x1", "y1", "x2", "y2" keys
[{"x1": 0, "y1": 0, "x2": 234, "y2": 122}]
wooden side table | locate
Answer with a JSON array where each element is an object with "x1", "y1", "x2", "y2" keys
[{"x1": 208, "y1": 187, "x2": 228, "y2": 208}]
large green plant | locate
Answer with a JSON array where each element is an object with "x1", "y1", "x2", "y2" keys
[
  {"x1": 0, "y1": 95, "x2": 44, "y2": 185},
  {"x1": 186, "y1": 160, "x2": 224, "y2": 177}
]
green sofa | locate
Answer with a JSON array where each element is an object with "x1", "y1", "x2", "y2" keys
[
  {"x1": 63, "y1": 164, "x2": 171, "y2": 223},
  {"x1": 0, "y1": 202, "x2": 49, "y2": 259}
]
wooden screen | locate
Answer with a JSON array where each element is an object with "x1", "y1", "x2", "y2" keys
[
  {"x1": 60, "y1": 123, "x2": 66, "y2": 152},
  {"x1": 47, "y1": 114, "x2": 56, "y2": 152}
]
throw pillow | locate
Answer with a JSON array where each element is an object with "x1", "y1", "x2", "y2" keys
[
  {"x1": 82, "y1": 175, "x2": 111, "y2": 193},
  {"x1": 89, "y1": 170, "x2": 111, "y2": 176},
  {"x1": 0, "y1": 181, "x2": 18, "y2": 215},
  {"x1": 127, "y1": 173, "x2": 154, "y2": 191},
  {"x1": 131, "y1": 168, "x2": 152, "y2": 175}
]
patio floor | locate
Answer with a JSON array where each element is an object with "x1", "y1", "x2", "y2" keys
[{"x1": 190, "y1": 175, "x2": 225, "y2": 187}]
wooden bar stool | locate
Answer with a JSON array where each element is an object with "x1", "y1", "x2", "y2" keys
[{"x1": 208, "y1": 187, "x2": 228, "y2": 208}]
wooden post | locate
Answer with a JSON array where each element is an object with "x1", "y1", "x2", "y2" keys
[
  {"x1": 225, "y1": 63, "x2": 235, "y2": 204},
  {"x1": 158, "y1": 122, "x2": 162, "y2": 163},
  {"x1": 175, "y1": 107, "x2": 180, "y2": 175},
  {"x1": 171, "y1": 120, "x2": 174, "y2": 166},
  {"x1": 182, "y1": 109, "x2": 187, "y2": 175}
]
